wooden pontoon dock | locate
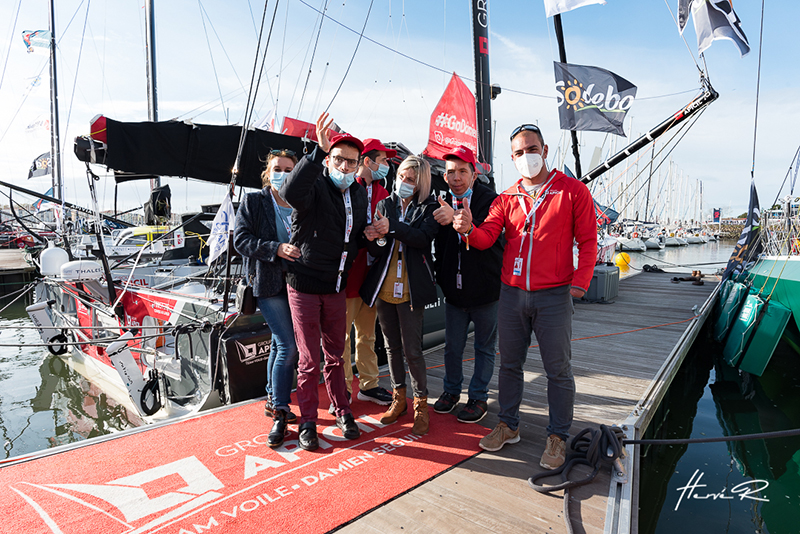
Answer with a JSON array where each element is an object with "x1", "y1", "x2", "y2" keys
[
  {"x1": 0, "y1": 249, "x2": 35, "y2": 296},
  {"x1": 341, "y1": 271, "x2": 717, "y2": 534}
]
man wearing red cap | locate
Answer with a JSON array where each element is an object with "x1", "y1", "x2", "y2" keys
[
  {"x1": 431, "y1": 145, "x2": 503, "y2": 424},
  {"x1": 336, "y1": 139, "x2": 395, "y2": 409},
  {"x1": 452, "y1": 124, "x2": 596, "y2": 470},
  {"x1": 280, "y1": 113, "x2": 369, "y2": 451}
]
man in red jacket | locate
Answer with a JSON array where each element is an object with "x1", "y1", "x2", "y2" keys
[
  {"x1": 453, "y1": 124, "x2": 597, "y2": 469},
  {"x1": 338, "y1": 139, "x2": 394, "y2": 409}
]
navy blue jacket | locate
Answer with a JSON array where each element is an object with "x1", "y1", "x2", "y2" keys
[
  {"x1": 434, "y1": 182, "x2": 504, "y2": 308},
  {"x1": 233, "y1": 187, "x2": 287, "y2": 299}
]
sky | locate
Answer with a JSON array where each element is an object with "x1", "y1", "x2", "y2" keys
[{"x1": 0, "y1": 0, "x2": 797, "y2": 220}]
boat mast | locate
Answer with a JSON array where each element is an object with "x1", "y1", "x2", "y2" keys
[
  {"x1": 553, "y1": 14, "x2": 581, "y2": 178},
  {"x1": 470, "y1": 0, "x2": 497, "y2": 189},
  {"x1": 145, "y1": 0, "x2": 160, "y2": 190},
  {"x1": 48, "y1": 0, "x2": 62, "y2": 202}
]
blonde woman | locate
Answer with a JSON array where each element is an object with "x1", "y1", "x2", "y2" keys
[{"x1": 360, "y1": 155, "x2": 439, "y2": 435}]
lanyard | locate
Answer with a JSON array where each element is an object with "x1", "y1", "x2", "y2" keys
[
  {"x1": 450, "y1": 192, "x2": 473, "y2": 288},
  {"x1": 516, "y1": 171, "x2": 556, "y2": 255},
  {"x1": 270, "y1": 190, "x2": 292, "y2": 239},
  {"x1": 451, "y1": 190, "x2": 473, "y2": 245},
  {"x1": 336, "y1": 188, "x2": 353, "y2": 292},
  {"x1": 366, "y1": 183, "x2": 373, "y2": 224},
  {"x1": 397, "y1": 200, "x2": 410, "y2": 255}
]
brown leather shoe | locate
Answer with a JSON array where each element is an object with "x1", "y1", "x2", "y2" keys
[
  {"x1": 379, "y1": 387, "x2": 408, "y2": 424},
  {"x1": 412, "y1": 396, "x2": 429, "y2": 436}
]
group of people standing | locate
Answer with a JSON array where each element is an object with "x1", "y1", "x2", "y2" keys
[{"x1": 234, "y1": 113, "x2": 597, "y2": 470}]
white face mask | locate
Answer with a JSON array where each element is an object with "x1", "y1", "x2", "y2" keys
[{"x1": 514, "y1": 153, "x2": 543, "y2": 178}]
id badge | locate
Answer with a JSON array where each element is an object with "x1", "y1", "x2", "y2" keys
[
  {"x1": 456, "y1": 273, "x2": 462, "y2": 289},
  {"x1": 513, "y1": 257, "x2": 523, "y2": 276},
  {"x1": 393, "y1": 282, "x2": 404, "y2": 298}
]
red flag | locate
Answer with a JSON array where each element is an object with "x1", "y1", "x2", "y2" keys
[
  {"x1": 423, "y1": 73, "x2": 478, "y2": 161},
  {"x1": 281, "y1": 117, "x2": 318, "y2": 142}
]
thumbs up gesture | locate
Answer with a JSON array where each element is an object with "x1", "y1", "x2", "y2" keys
[
  {"x1": 372, "y1": 209, "x2": 390, "y2": 236},
  {"x1": 433, "y1": 196, "x2": 455, "y2": 225},
  {"x1": 453, "y1": 197, "x2": 473, "y2": 234}
]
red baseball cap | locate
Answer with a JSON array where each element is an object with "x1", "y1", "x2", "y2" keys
[
  {"x1": 361, "y1": 138, "x2": 398, "y2": 158},
  {"x1": 443, "y1": 145, "x2": 477, "y2": 169},
  {"x1": 329, "y1": 132, "x2": 364, "y2": 153}
]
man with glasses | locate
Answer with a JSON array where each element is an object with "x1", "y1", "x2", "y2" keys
[
  {"x1": 452, "y1": 124, "x2": 596, "y2": 469},
  {"x1": 280, "y1": 113, "x2": 369, "y2": 451},
  {"x1": 431, "y1": 146, "x2": 503, "y2": 424}
]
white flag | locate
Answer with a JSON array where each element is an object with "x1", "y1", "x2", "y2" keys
[
  {"x1": 253, "y1": 107, "x2": 277, "y2": 132},
  {"x1": 543, "y1": 0, "x2": 606, "y2": 18},
  {"x1": 208, "y1": 193, "x2": 235, "y2": 265}
]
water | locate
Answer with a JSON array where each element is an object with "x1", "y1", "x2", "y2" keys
[
  {"x1": 0, "y1": 297, "x2": 141, "y2": 461},
  {"x1": 619, "y1": 238, "x2": 736, "y2": 276},
  {"x1": 638, "y1": 279, "x2": 800, "y2": 532}
]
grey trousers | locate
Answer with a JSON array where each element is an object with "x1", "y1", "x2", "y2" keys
[
  {"x1": 376, "y1": 298, "x2": 428, "y2": 398},
  {"x1": 497, "y1": 283, "x2": 575, "y2": 440}
]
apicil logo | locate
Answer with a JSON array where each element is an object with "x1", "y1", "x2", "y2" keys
[
  {"x1": 235, "y1": 339, "x2": 271, "y2": 364},
  {"x1": 10, "y1": 456, "x2": 224, "y2": 534}
]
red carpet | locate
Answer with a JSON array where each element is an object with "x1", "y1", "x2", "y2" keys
[{"x1": 0, "y1": 381, "x2": 488, "y2": 534}]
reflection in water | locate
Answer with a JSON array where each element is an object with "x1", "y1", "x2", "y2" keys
[
  {"x1": 639, "y1": 321, "x2": 800, "y2": 534},
  {"x1": 0, "y1": 300, "x2": 142, "y2": 460}
]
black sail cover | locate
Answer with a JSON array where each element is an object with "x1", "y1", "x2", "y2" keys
[{"x1": 101, "y1": 118, "x2": 316, "y2": 190}]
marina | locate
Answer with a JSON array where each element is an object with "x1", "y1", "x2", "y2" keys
[
  {"x1": 1, "y1": 245, "x2": 731, "y2": 533},
  {"x1": 2, "y1": 0, "x2": 798, "y2": 532}
]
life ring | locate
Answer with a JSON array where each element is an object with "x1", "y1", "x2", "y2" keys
[{"x1": 632, "y1": 232, "x2": 639, "y2": 239}]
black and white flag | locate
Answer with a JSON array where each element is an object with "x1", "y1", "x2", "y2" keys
[
  {"x1": 554, "y1": 62, "x2": 637, "y2": 137},
  {"x1": 722, "y1": 180, "x2": 762, "y2": 281},
  {"x1": 679, "y1": 0, "x2": 749, "y2": 57}
]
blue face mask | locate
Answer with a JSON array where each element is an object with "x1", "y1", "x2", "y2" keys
[
  {"x1": 452, "y1": 187, "x2": 472, "y2": 199},
  {"x1": 371, "y1": 163, "x2": 389, "y2": 182},
  {"x1": 270, "y1": 171, "x2": 288, "y2": 190},
  {"x1": 396, "y1": 181, "x2": 415, "y2": 199},
  {"x1": 329, "y1": 167, "x2": 356, "y2": 190}
]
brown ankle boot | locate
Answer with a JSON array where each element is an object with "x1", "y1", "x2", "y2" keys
[
  {"x1": 412, "y1": 396, "x2": 429, "y2": 436},
  {"x1": 380, "y1": 387, "x2": 408, "y2": 424}
]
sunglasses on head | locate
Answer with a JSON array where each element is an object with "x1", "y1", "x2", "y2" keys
[
  {"x1": 270, "y1": 149, "x2": 297, "y2": 157},
  {"x1": 509, "y1": 124, "x2": 540, "y2": 141}
]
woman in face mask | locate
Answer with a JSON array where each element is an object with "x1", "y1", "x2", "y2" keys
[
  {"x1": 233, "y1": 149, "x2": 301, "y2": 448},
  {"x1": 359, "y1": 155, "x2": 440, "y2": 436}
]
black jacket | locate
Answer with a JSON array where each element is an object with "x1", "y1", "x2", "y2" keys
[
  {"x1": 433, "y1": 182, "x2": 504, "y2": 308},
  {"x1": 360, "y1": 193, "x2": 439, "y2": 310},
  {"x1": 233, "y1": 187, "x2": 287, "y2": 299},
  {"x1": 280, "y1": 147, "x2": 368, "y2": 294}
]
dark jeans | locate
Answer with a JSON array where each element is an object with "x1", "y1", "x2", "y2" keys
[
  {"x1": 497, "y1": 283, "x2": 575, "y2": 440},
  {"x1": 442, "y1": 300, "x2": 498, "y2": 402},
  {"x1": 376, "y1": 299, "x2": 427, "y2": 398},
  {"x1": 257, "y1": 292, "x2": 298, "y2": 412}
]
